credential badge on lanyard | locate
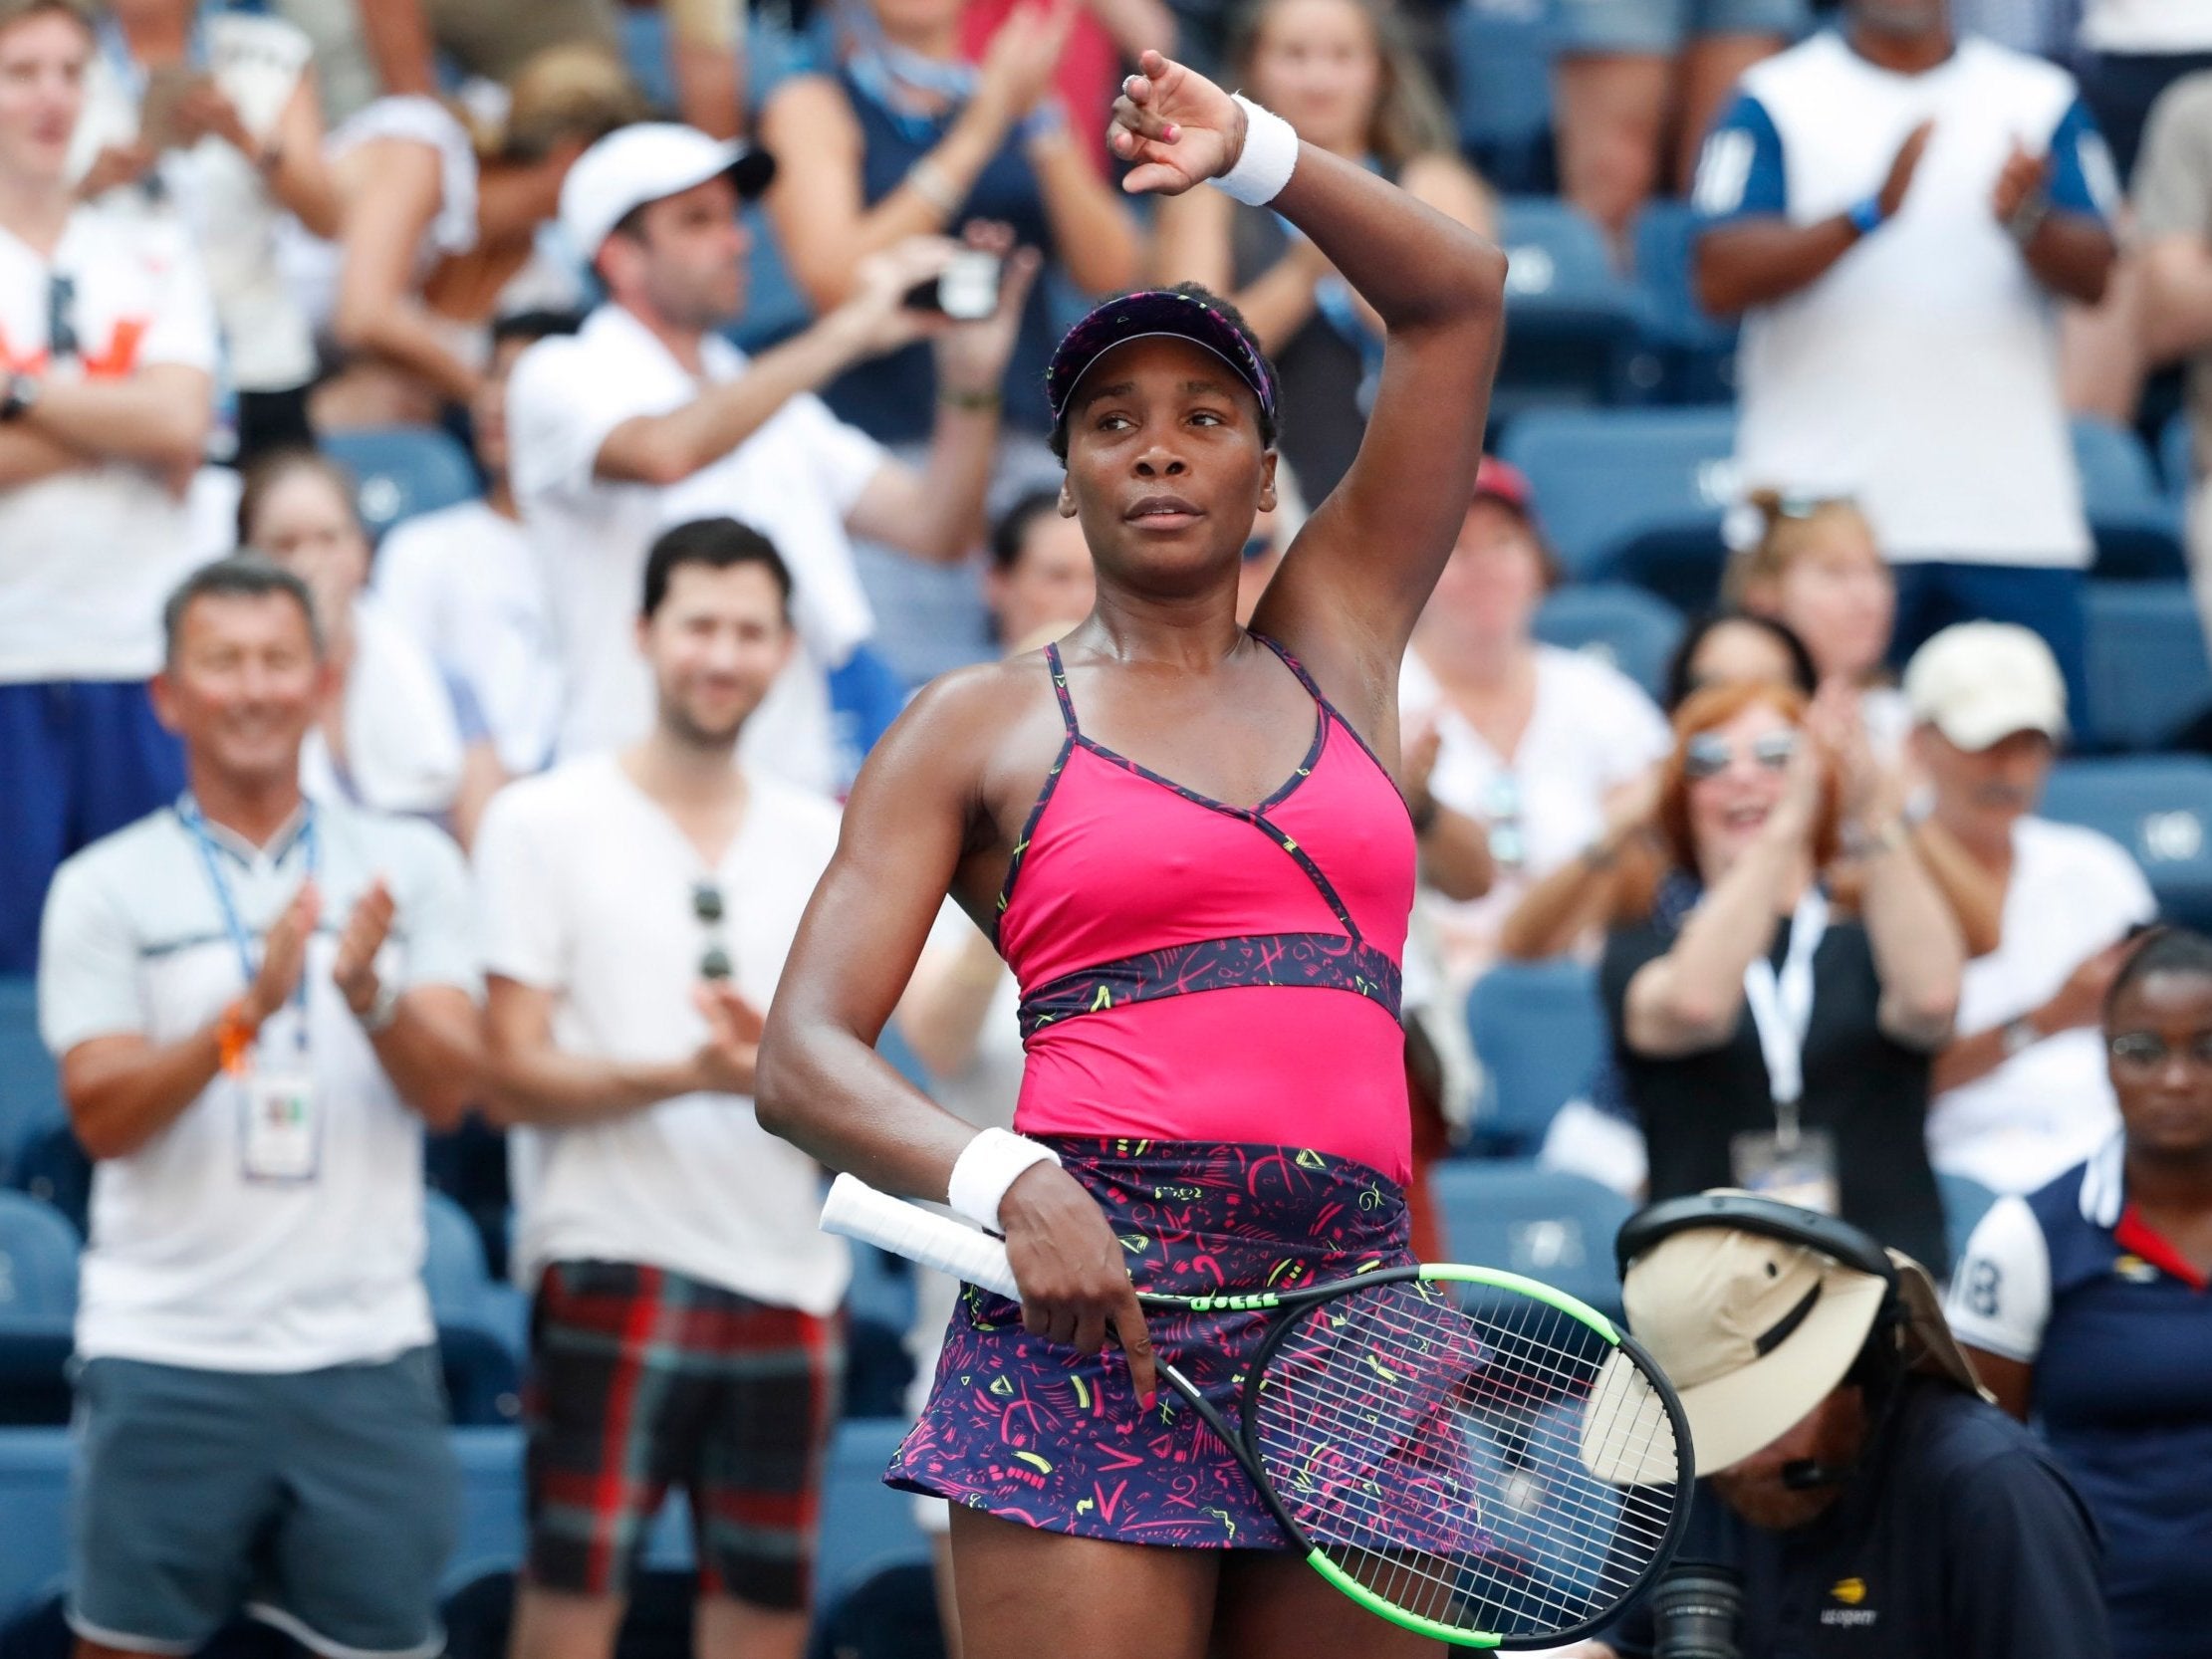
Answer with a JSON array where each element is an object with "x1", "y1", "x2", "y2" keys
[
  {"x1": 180, "y1": 798, "x2": 323, "y2": 1184},
  {"x1": 1732, "y1": 886, "x2": 1842, "y2": 1214}
]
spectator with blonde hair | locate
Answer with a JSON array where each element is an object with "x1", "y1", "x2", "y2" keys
[
  {"x1": 1154, "y1": 0, "x2": 1493, "y2": 497},
  {"x1": 1600, "y1": 679, "x2": 1963, "y2": 1269}
]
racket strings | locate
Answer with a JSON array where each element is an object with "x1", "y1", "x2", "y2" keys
[{"x1": 1249, "y1": 1282, "x2": 1683, "y2": 1639}]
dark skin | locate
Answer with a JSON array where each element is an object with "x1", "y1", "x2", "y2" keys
[
  {"x1": 1695, "y1": 0, "x2": 2113, "y2": 318},
  {"x1": 1967, "y1": 966, "x2": 2212, "y2": 1421},
  {"x1": 754, "y1": 47, "x2": 1503, "y2": 1659}
]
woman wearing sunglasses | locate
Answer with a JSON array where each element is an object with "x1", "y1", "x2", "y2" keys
[
  {"x1": 1599, "y1": 680, "x2": 1965, "y2": 1272},
  {"x1": 1948, "y1": 926, "x2": 2212, "y2": 1659}
]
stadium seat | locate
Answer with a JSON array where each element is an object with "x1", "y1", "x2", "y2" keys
[
  {"x1": 0, "y1": 978, "x2": 61, "y2": 1190},
  {"x1": 2161, "y1": 408, "x2": 2194, "y2": 507},
  {"x1": 1447, "y1": 0, "x2": 1558, "y2": 195},
  {"x1": 844, "y1": 1242, "x2": 916, "y2": 1419},
  {"x1": 1629, "y1": 200, "x2": 1736, "y2": 405},
  {"x1": 2083, "y1": 583, "x2": 2212, "y2": 752},
  {"x1": 1495, "y1": 198, "x2": 1653, "y2": 418},
  {"x1": 1499, "y1": 406, "x2": 1737, "y2": 599},
  {"x1": 1936, "y1": 1170, "x2": 1998, "y2": 1275},
  {"x1": 1532, "y1": 583, "x2": 1685, "y2": 701},
  {"x1": 424, "y1": 1192, "x2": 523, "y2": 1426},
  {"x1": 0, "y1": 1193, "x2": 76, "y2": 1428},
  {"x1": 816, "y1": 1419, "x2": 929, "y2": 1603},
  {"x1": 2073, "y1": 417, "x2": 2186, "y2": 581},
  {"x1": 1427, "y1": 1162, "x2": 1634, "y2": 1316},
  {"x1": 618, "y1": 4, "x2": 676, "y2": 110},
  {"x1": 7, "y1": 1124, "x2": 87, "y2": 1239},
  {"x1": 0, "y1": 1428, "x2": 66, "y2": 1620},
  {"x1": 1463, "y1": 960, "x2": 1608, "y2": 1158},
  {"x1": 2041, "y1": 756, "x2": 2212, "y2": 929},
  {"x1": 321, "y1": 425, "x2": 481, "y2": 542}
]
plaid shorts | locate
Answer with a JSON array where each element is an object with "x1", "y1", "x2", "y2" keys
[{"x1": 524, "y1": 1261, "x2": 845, "y2": 1607}]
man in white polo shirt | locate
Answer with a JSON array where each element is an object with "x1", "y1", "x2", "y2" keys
[
  {"x1": 506, "y1": 121, "x2": 1036, "y2": 795},
  {"x1": 36, "y1": 554, "x2": 484, "y2": 1659},
  {"x1": 0, "y1": 0, "x2": 217, "y2": 974},
  {"x1": 1905, "y1": 622, "x2": 2156, "y2": 1195},
  {"x1": 475, "y1": 517, "x2": 847, "y2": 1659},
  {"x1": 1690, "y1": 0, "x2": 2119, "y2": 722}
]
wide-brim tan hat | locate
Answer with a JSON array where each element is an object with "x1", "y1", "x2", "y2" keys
[{"x1": 1608, "y1": 1203, "x2": 1987, "y2": 1478}]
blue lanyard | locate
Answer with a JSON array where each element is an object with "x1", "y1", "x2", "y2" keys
[
  {"x1": 837, "y1": 0, "x2": 1061, "y2": 150},
  {"x1": 177, "y1": 797, "x2": 318, "y2": 1039}
]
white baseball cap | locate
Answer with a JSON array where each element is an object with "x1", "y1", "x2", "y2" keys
[
  {"x1": 1903, "y1": 620, "x2": 2069, "y2": 752},
  {"x1": 558, "y1": 122, "x2": 776, "y2": 259}
]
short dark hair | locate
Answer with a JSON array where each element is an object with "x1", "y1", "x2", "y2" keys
[
  {"x1": 990, "y1": 488, "x2": 1065, "y2": 574},
  {"x1": 1662, "y1": 610, "x2": 1820, "y2": 714},
  {"x1": 640, "y1": 517, "x2": 794, "y2": 619},
  {"x1": 1047, "y1": 282, "x2": 1280, "y2": 462},
  {"x1": 2106, "y1": 926, "x2": 2212, "y2": 1021},
  {"x1": 0, "y1": 0, "x2": 91, "y2": 39},
  {"x1": 492, "y1": 309, "x2": 586, "y2": 351},
  {"x1": 162, "y1": 553, "x2": 322, "y2": 664}
]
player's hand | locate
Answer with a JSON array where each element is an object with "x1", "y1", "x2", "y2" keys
[
  {"x1": 246, "y1": 881, "x2": 320, "y2": 1026},
  {"x1": 1991, "y1": 137, "x2": 2053, "y2": 224},
  {"x1": 934, "y1": 220, "x2": 1043, "y2": 395},
  {"x1": 999, "y1": 1162, "x2": 1159, "y2": 1405},
  {"x1": 332, "y1": 877, "x2": 395, "y2": 1018},
  {"x1": 692, "y1": 980, "x2": 769, "y2": 1093},
  {"x1": 1878, "y1": 120, "x2": 1933, "y2": 220},
  {"x1": 1108, "y1": 49, "x2": 1243, "y2": 196}
]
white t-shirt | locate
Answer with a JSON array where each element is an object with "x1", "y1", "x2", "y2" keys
[
  {"x1": 70, "y1": 11, "x2": 317, "y2": 392},
  {"x1": 506, "y1": 303, "x2": 886, "y2": 788},
  {"x1": 36, "y1": 797, "x2": 476, "y2": 1371},
  {"x1": 300, "y1": 595, "x2": 468, "y2": 818},
  {"x1": 1942, "y1": 1133, "x2": 2131, "y2": 1361},
  {"x1": 1928, "y1": 816, "x2": 2155, "y2": 1195},
  {"x1": 1695, "y1": 34, "x2": 2114, "y2": 567},
  {"x1": 473, "y1": 754, "x2": 851, "y2": 1313},
  {"x1": 372, "y1": 499, "x2": 562, "y2": 775},
  {"x1": 2080, "y1": 1, "x2": 2212, "y2": 53},
  {"x1": 0, "y1": 207, "x2": 217, "y2": 683},
  {"x1": 1399, "y1": 644, "x2": 1672, "y2": 981}
]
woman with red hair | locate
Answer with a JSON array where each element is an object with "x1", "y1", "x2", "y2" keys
[{"x1": 1600, "y1": 681, "x2": 1966, "y2": 1271}]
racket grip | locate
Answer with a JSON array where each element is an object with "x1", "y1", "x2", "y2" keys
[{"x1": 821, "y1": 1173, "x2": 1023, "y2": 1302}]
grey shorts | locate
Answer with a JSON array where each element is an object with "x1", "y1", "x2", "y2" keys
[
  {"x1": 69, "y1": 1346, "x2": 460, "y2": 1658},
  {"x1": 1557, "y1": 0, "x2": 1811, "y2": 54}
]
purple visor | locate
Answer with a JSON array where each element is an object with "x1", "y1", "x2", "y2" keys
[{"x1": 1044, "y1": 289, "x2": 1279, "y2": 430}]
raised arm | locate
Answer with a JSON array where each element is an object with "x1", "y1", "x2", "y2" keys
[
  {"x1": 1103, "y1": 55, "x2": 1505, "y2": 734},
  {"x1": 329, "y1": 139, "x2": 483, "y2": 405}
]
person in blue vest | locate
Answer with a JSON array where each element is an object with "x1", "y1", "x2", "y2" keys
[{"x1": 1949, "y1": 925, "x2": 2212, "y2": 1659}]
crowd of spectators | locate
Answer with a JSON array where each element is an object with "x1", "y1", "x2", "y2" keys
[{"x1": 6, "y1": 0, "x2": 2212, "y2": 1652}]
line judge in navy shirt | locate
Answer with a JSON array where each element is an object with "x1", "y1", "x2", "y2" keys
[
  {"x1": 1949, "y1": 926, "x2": 2212, "y2": 1659},
  {"x1": 1688, "y1": 0, "x2": 2119, "y2": 725},
  {"x1": 1556, "y1": 1191, "x2": 2111, "y2": 1659}
]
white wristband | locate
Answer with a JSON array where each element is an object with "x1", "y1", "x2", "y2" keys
[
  {"x1": 1214, "y1": 95, "x2": 1299, "y2": 207},
  {"x1": 947, "y1": 1128, "x2": 1062, "y2": 1233}
]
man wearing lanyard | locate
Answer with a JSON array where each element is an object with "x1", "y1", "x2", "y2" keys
[{"x1": 35, "y1": 554, "x2": 483, "y2": 1659}]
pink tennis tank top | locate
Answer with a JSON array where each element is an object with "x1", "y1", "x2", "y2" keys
[{"x1": 994, "y1": 635, "x2": 1417, "y2": 1182}]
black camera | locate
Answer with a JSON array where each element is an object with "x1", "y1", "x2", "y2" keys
[{"x1": 1651, "y1": 1562, "x2": 1743, "y2": 1659}]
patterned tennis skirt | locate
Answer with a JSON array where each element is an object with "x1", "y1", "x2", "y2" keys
[{"x1": 886, "y1": 1137, "x2": 1413, "y2": 1549}]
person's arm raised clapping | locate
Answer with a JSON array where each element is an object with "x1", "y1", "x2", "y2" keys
[{"x1": 1106, "y1": 51, "x2": 1507, "y2": 772}]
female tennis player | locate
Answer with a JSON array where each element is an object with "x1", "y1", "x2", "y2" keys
[{"x1": 754, "y1": 46, "x2": 1506, "y2": 1659}]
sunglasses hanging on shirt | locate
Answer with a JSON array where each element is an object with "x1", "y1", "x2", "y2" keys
[{"x1": 692, "y1": 880, "x2": 733, "y2": 981}]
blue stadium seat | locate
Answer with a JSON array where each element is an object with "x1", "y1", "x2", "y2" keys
[
  {"x1": 1499, "y1": 406, "x2": 1736, "y2": 600},
  {"x1": 618, "y1": 5, "x2": 676, "y2": 111},
  {"x1": 423, "y1": 1192, "x2": 522, "y2": 1426},
  {"x1": 0, "y1": 978, "x2": 61, "y2": 1190},
  {"x1": 1495, "y1": 198, "x2": 1653, "y2": 417},
  {"x1": 7, "y1": 1123, "x2": 88, "y2": 1239},
  {"x1": 321, "y1": 426, "x2": 481, "y2": 542},
  {"x1": 2083, "y1": 583, "x2": 2212, "y2": 752},
  {"x1": 1936, "y1": 1170, "x2": 1998, "y2": 1276},
  {"x1": 1464, "y1": 960, "x2": 1608, "y2": 1158},
  {"x1": 1629, "y1": 200, "x2": 1736, "y2": 405},
  {"x1": 0, "y1": 1428, "x2": 68, "y2": 1621},
  {"x1": 2161, "y1": 408, "x2": 2194, "y2": 506},
  {"x1": 1448, "y1": 0, "x2": 1558, "y2": 195},
  {"x1": 2073, "y1": 417, "x2": 2186, "y2": 581},
  {"x1": 0, "y1": 1192, "x2": 77, "y2": 1428},
  {"x1": 2040, "y1": 756, "x2": 2212, "y2": 928},
  {"x1": 844, "y1": 1243, "x2": 916, "y2": 1419},
  {"x1": 816, "y1": 1419, "x2": 929, "y2": 1603},
  {"x1": 1532, "y1": 584, "x2": 1685, "y2": 701},
  {"x1": 1427, "y1": 1162, "x2": 1634, "y2": 1316}
]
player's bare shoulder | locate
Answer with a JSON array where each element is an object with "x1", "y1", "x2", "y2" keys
[{"x1": 868, "y1": 649, "x2": 1071, "y2": 821}]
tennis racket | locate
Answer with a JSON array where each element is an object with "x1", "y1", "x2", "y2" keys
[{"x1": 821, "y1": 1173, "x2": 1692, "y2": 1650}]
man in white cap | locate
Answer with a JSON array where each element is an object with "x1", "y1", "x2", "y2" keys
[
  {"x1": 1905, "y1": 621, "x2": 2155, "y2": 1197},
  {"x1": 506, "y1": 122, "x2": 1038, "y2": 794},
  {"x1": 1563, "y1": 1190, "x2": 2109, "y2": 1659}
]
